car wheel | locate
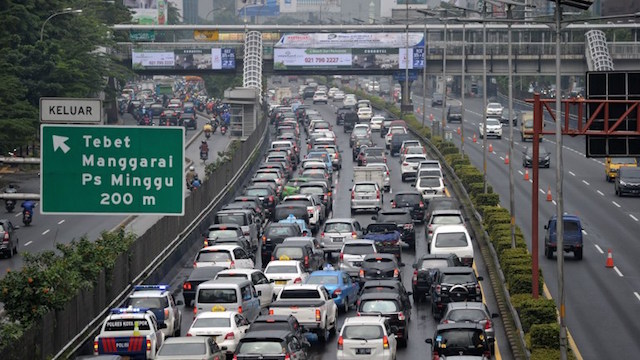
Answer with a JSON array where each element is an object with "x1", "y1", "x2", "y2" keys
[
  {"x1": 174, "y1": 326, "x2": 181, "y2": 337},
  {"x1": 545, "y1": 246, "x2": 553, "y2": 259},
  {"x1": 575, "y1": 248, "x2": 583, "y2": 260},
  {"x1": 615, "y1": 186, "x2": 620, "y2": 196},
  {"x1": 13, "y1": 242, "x2": 18, "y2": 255},
  {"x1": 412, "y1": 291, "x2": 422, "y2": 303},
  {"x1": 343, "y1": 299, "x2": 349, "y2": 313}
]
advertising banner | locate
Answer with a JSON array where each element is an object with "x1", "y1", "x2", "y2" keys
[
  {"x1": 274, "y1": 47, "x2": 424, "y2": 71},
  {"x1": 124, "y1": 0, "x2": 166, "y2": 25},
  {"x1": 132, "y1": 51, "x2": 175, "y2": 69},
  {"x1": 275, "y1": 32, "x2": 424, "y2": 49},
  {"x1": 132, "y1": 49, "x2": 236, "y2": 70},
  {"x1": 274, "y1": 49, "x2": 352, "y2": 70}
]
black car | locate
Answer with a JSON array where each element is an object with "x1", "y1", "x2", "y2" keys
[
  {"x1": 0, "y1": 219, "x2": 18, "y2": 258},
  {"x1": 235, "y1": 330, "x2": 308, "y2": 360},
  {"x1": 425, "y1": 323, "x2": 493, "y2": 359},
  {"x1": 303, "y1": 86, "x2": 316, "y2": 99},
  {"x1": 271, "y1": 242, "x2": 323, "y2": 271},
  {"x1": 522, "y1": 144, "x2": 551, "y2": 168},
  {"x1": 249, "y1": 315, "x2": 310, "y2": 347},
  {"x1": 411, "y1": 254, "x2": 463, "y2": 302},
  {"x1": 430, "y1": 267, "x2": 483, "y2": 320},
  {"x1": 373, "y1": 209, "x2": 415, "y2": 248},
  {"x1": 262, "y1": 222, "x2": 302, "y2": 264},
  {"x1": 182, "y1": 266, "x2": 226, "y2": 306},
  {"x1": 390, "y1": 133, "x2": 412, "y2": 156},
  {"x1": 359, "y1": 279, "x2": 412, "y2": 313},
  {"x1": 425, "y1": 197, "x2": 460, "y2": 224},
  {"x1": 358, "y1": 253, "x2": 402, "y2": 284},
  {"x1": 431, "y1": 93, "x2": 444, "y2": 107},
  {"x1": 500, "y1": 108, "x2": 519, "y2": 126},
  {"x1": 357, "y1": 292, "x2": 411, "y2": 347},
  {"x1": 336, "y1": 106, "x2": 356, "y2": 125},
  {"x1": 221, "y1": 203, "x2": 264, "y2": 231},
  {"x1": 243, "y1": 185, "x2": 279, "y2": 218},
  {"x1": 391, "y1": 191, "x2": 425, "y2": 223},
  {"x1": 615, "y1": 166, "x2": 640, "y2": 196},
  {"x1": 233, "y1": 196, "x2": 267, "y2": 221},
  {"x1": 343, "y1": 111, "x2": 359, "y2": 132},
  {"x1": 446, "y1": 104, "x2": 463, "y2": 122}
]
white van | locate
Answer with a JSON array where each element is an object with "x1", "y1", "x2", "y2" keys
[
  {"x1": 195, "y1": 278, "x2": 261, "y2": 321},
  {"x1": 429, "y1": 224, "x2": 474, "y2": 266},
  {"x1": 214, "y1": 269, "x2": 275, "y2": 308}
]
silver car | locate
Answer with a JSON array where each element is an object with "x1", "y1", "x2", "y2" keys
[
  {"x1": 426, "y1": 209, "x2": 466, "y2": 246},
  {"x1": 338, "y1": 240, "x2": 377, "y2": 277},
  {"x1": 320, "y1": 218, "x2": 364, "y2": 253},
  {"x1": 350, "y1": 182, "x2": 382, "y2": 213},
  {"x1": 440, "y1": 302, "x2": 499, "y2": 344}
]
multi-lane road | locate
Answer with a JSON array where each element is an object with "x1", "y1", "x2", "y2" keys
[
  {"x1": 418, "y1": 94, "x2": 640, "y2": 358},
  {"x1": 149, "y1": 93, "x2": 515, "y2": 360},
  {"x1": 0, "y1": 112, "x2": 231, "y2": 278}
]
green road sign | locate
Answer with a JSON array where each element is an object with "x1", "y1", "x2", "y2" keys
[
  {"x1": 130, "y1": 30, "x2": 156, "y2": 41},
  {"x1": 41, "y1": 125, "x2": 185, "y2": 215}
]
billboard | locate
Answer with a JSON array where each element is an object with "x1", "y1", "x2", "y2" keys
[
  {"x1": 274, "y1": 47, "x2": 424, "y2": 70},
  {"x1": 124, "y1": 0, "x2": 167, "y2": 25},
  {"x1": 275, "y1": 32, "x2": 424, "y2": 49},
  {"x1": 132, "y1": 49, "x2": 236, "y2": 70}
]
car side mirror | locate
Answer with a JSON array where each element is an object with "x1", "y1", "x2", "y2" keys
[
  {"x1": 411, "y1": 182, "x2": 416, "y2": 187},
  {"x1": 477, "y1": 276, "x2": 484, "y2": 281},
  {"x1": 158, "y1": 323, "x2": 168, "y2": 329},
  {"x1": 399, "y1": 262, "x2": 405, "y2": 267},
  {"x1": 176, "y1": 300, "x2": 184, "y2": 306},
  {"x1": 492, "y1": 313, "x2": 500, "y2": 318},
  {"x1": 425, "y1": 338, "x2": 433, "y2": 344},
  {"x1": 407, "y1": 291, "x2": 413, "y2": 296},
  {"x1": 269, "y1": 279, "x2": 275, "y2": 283},
  {"x1": 544, "y1": 225, "x2": 548, "y2": 230},
  {"x1": 412, "y1": 263, "x2": 417, "y2": 268},
  {"x1": 13, "y1": 225, "x2": 20, "y2": 230},
  {"x1": 257, "y1": 290, "x2": 262, "y2": 296},
  {"x1": 331, "y1": 293, "x2": 339, "y2": 299},
  {"x1": 488, "y1": 338, "x2": 496, "y2": 344}
]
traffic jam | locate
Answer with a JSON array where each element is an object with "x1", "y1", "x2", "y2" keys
[{"x1": 91, "y1": 79, "x2": 504, "y2": 360}]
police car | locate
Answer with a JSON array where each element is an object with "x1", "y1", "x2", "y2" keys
[
  {"x1": 123, "y1": 285, "x2": 183, "y2": 337},
  {"x1": 94, "y1": 307, "x2": 165, "y2": 359}
]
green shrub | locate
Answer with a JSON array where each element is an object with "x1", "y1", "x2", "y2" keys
[
  {"x1": 440, "y1": 146, "x2": 459, "y2": 156},
  {"x1": 510, "y1": 293, "x2": 532, "y2": 309},
  {"x1": 530, "y1": 323, "x2": 560, "y2": 349},
  {"x1": 499, "y1": 248, "x2": 530, "y2": 264},
  {"x1": 530, "y1": 348, "x2": 576, "y2": 360},
  {"x1": 493, "y1": 235, "x2": 528, "y2": 253},
  {"x1": 473, "y1": 193, "x2": 500, "y2": 207},
  {"x1": 515, "y1": 294, "x2": 556, "y2": 331},
  {"x1": 460, "y1": 172, "x2": 484, "y2": 190},
  {"x1": 485, "y1": 213, "x2": 512, "y2": 229}
]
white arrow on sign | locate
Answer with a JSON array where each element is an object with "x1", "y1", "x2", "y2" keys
[{"x1": 52, "y1": 135, "x2": 70, "y2": 154}]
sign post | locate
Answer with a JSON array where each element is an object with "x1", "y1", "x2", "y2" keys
[
  {"x1": 40, "y1": 125, "x2": 184, "y2": 215},
  {"x1": 40, "y1": 98, "x2": 102, "y2": 124}
]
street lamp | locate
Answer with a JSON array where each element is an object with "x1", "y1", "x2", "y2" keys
[{"x1": 40, "y1": 8, "x2": 83, "y2": 42}]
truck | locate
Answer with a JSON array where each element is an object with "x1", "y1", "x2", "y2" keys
[
  {"x1": 605, "y1": 157, "x2": 637, "y2": 182},
  {"x1": 267, "y1": 284, "x2": 338, "y2": 342},
  {"x1": 275, "y1": 87, "x2": 292, "y2": 104},
  {"x1": 94, "y1": 307, "x2": 165, "y2": 359},
  {"x1": 353, "y1": 166, "x2": 385, "y2": 192}
]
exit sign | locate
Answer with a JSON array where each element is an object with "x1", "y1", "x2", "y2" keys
[{"x1": 41, "y1": 125, "x2": 185, "y2": 215}]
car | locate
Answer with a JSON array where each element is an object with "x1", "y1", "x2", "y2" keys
[
  {"x1": 182, "y1": 266, "x2": 227, "y2": 307},
  {"x1": 615, "y1": 166, "x2": 640, "y2": 196},
  {"x1": 194, "y1": 244, "x2": 255, "y2": 269},
  {"x1": 370, "y1": 116, "x2": 385, "y2": 131},
  {"x1": 338, "y1": 240, "x2": 377, "y2": 277},
  {"x1": 411, "y1": 253, "x2": 463, "y2": 302},
  {"x1": 204, "y1": 224, "x2": 251, "y2": 248},
  {"x1": 236, "y1": 330, "x2": 309, "y2": 360},
  {"x1": 261, "y1": 222, "x2": 303, "y2": 264},
  {"x1": 432, "y1": 93, "x2": 444, "y2": 107},
  {"x1": 359, "y1": 279, "x2": 412, "y2": 312},
  {"x1": 401, "y1": 154, "x2": 427, "y2": 181},
  {"x1": 478, "y1": 118, "x2": 503, "y2": 139},
  {"x1": 0, "y1": 219, "x2": 19, "y2": 258},
  {"x1": 321, "y1": 218, "x2": 364, "y2": 253},
  {"x1": 352, "y1": 138, "x2": 374, "y2": 161},
  {"x1": 500, "y1": 108, "x2": 519, "y2": 126},
  {"x1": 337, "y1": 316, "x2": 398, "y2": 360},
  {"x1": 186, "y1": 310, "x2": 250, "y2": 356},
  {"x1": 447, "y1": 104, "x2": 463, "y2": 122},
  {"x1": 365, "y1": 163, "x2": 391, "y2": 192},
  {"x1": 281, "y1": 194, "x2": 324, "y2": 231},
  {"x1": 350, "y1": 124, "x2": 372, "y2": 146},
  {"x1": 123, "y1": 285, "x2": 183, "y2": 338},
  {"x1": 373, "y1": 209, "x2": 415, "y2": 248},
  {"x1": 384, "y1": 126, "x2": 408, "y2": 149},
  {"x1": 357, "y1": 107, "x2": 373, "y2": 122},
  {"x1": 271, "y1": 241, "x2": 324, "y2": 271},
  {"x1": 522, "y1": 144, "x2": 551, "y2": 168},
  {"x1": 605, "y1": 157, "x2": 637, "y2": 182},
  {"x1": 263, "y1": 260, "x2": 309, "y2": 295},
  {"x1": 313, "y1": 91, "x2": 328, "y2": 104},
  {"x1": 350, "y1": 182, "x2": 383, "y2": 214},
  {"x1": 429, "y1": 225, "x2": 474, "y2": 266},
  {"x1": 426, "y1": 209, "x2": 466, "y2": 245},
  {"x1": 213, "y1": 210, "x2": 260, "y2": 249},
  {"x1": 303, "y1": 86, "x2": 316, "y2": 99},
  {"x1": 356, "y1": 292, "x2": 410, "y2": 347},
  {"x1": 363, "y1": 223, "x2": 402, "y2": 261},
  {"x1": 414, "y1": 176, "x2": 446, "y2": 202},
  {"x1": 441, "y1": 302, "x2": 499, "y2": 345},
  {"x1": 544, "y1": 214, "x2": 584, "y2": 260},
  {"x1": 389, "y1": 134, "x2": 412, "y2": 157},
  {"x1": 306, "y1": 269, "x2": 360, "y2": 313},
  {"x1": 425, "y1": 323, "x2": 493, "y2": 359},
  {"x1": 485, "y1": 102, "x2": 503, "y2": 117},
  {"x1": 298, "y1": 182, "x2": 332, "y2": 217},
  {"x1": 358, "y1": 253, "x2": 402, "y2": 284},
  {"x1": 336, "y1": 106, "x2": 356, "y2": 125},
  {"x1": 400, "y1": 146, "x2": 427, "y2": 163},
  {"x1": 425, "y1": 197, "x2": 460, "y2": 224},
  {"x1": 391, "y1": 191, "x2": 425, "y2": 222},
  {"x1": 333, "y1": 91, "x2": 345, "y2": 101},
  {"x1": 328, "y1": 87, "x2": 339, "y2": 98},
  {"x1": 399, "y1": 140, "x2": 421, "y2": 155},
  {"x1": 357, "y1": 147, "x2": 387, "y2": 166},
  {"x1": 215, "y1": 269, "x2": 276, "y2": 308},
  {"x1": 430, "y1": 267, "x2": 484, "y2": 320}
]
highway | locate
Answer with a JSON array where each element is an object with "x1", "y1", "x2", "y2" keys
[
  {"x1": 148, "y1": 90, "x2": 515, "y2": 360},
  {"x1": 0, "y1": 112, "x2": 231, "y2": 278},
  {"x1": 417, "y1": 93, "x2": 640, "y2": 357}
]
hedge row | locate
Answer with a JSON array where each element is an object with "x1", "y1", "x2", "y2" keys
[{"x1": 344, "y1": 86, "x2": 566, "y2": 356}]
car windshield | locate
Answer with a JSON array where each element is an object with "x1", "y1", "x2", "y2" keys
[
  {"x1": 343, "y1": 243, "x2": 375, "y2": 255},
  {"x1": 209, "y1": 230, "x2": 238, "y2": 238},
  {"x1": 365, "y1": 257, "x2": 393, "y2": 264},
  {"x1": 197, "y1": 251, "x2": 232, "y2": 262},
  {"x1": 419, "y1": 259, "x2": 451, "y2": 270},
  {"x1": 446, "y1": 309, "x2": 487, "y2": 322},
  {"x1": 299, "y1": 187, "x2": 324, "y2": 195},
  {"x1": 360, "y1": 300, "x2": 398, "y2": 313},
  {"x1": 419, "y1": 170, "x2": 441, "y2": 178},
  {"x1": 487, "y1": 119, "x2": 501, "y2": 126},
  {"x1": 237, "y1": 341, "x2": 284, "y2": 354},
  {"x1": 365, "y1": 148, "x2": 384, "y2": 156},
  {"x1": 306, "y1": 276, "x2": 339, "y2": 285},
  {"x1": 266, "y1": 226, "x2": 297, "y2": 236},
  {"x1": 437, "y1": 329, "x2": 487, "y2": 355},
  {"x1": 192, "y1": 317, "x2": 231, "y2": 328},
  {"x1": 406, "y1": 147, "x2": 424, "y2": 154},
  {"x1": 342, "y1": 325, "x2": 384, "y2": 340},
  {"x1": 157, "y1": 342, "x2": 207, "y2": 356},
  {"x1": 198, "y1": 288, "x2": 238, "y2": 303},
  {"x1": 279, "y1": 289, "x2": 321, "y2": 299},
  {"x1": 419, "y1": 177, "x2": 441, "y2": 187},
  {"x1": 380, "y1": 213, "x2": 411, "y2": 223},
  {"x1": 265, "y1": 265, "x2": 298, "y2": 274},
  {"x1": 441, "y1": 273, "x2": 475, "y2": 284},
  {"x1": 325, "y1": 222, "x2": 353, "y2": 233},
  {"x1": 435, "y1": 233, "x2": 468, "y2": 248},
  {"x1": 395, "y1": 194, "x2": 420, "y2": 203},
  {"x1": 432, "y1": 215, "x2": 463, "y2": 225},
  {"x1": 273, "y1": 247, "x2": 304, "y2": 259},
  {"x1": 216, "y1": 214, "x2": 247, "y2": 226},
  {"x1": 353, "y1": 127, "x2": 368, "y2": 135},
  {"x1": 405, "y1": 157, "x2": 424, "y2": 164},
  {"x1": 355, "y1": 184, "x2": 376, "y2": 192},
  {"x1": 390, "y1": 128, "x2": 405, "y2": 134},
  {"x1": 124, "y1": 296, "x2": 168, "y2": 309}
]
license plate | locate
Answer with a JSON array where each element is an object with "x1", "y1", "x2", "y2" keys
[
  {"x1": 361, "y1": 196, "x2": 371, "y2": 199},
  {"x1": 275, "y1": 280, "x2": 287, "y2": 285},
  {"x1": 356, "y1": 348, "x2": 371, "y2": 355},
  {"x1": 352, "y1": 261, "x2": 362, "y2": 267},
  {"x1": 333, "y1": 237, "x2": 344, "y2": 242}
]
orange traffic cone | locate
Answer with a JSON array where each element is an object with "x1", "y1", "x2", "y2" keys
[
  {"x1": 546, "y1": 186, "x2": 553, "y2": 201},
  {"x1": 505, "y1": 154, "x2": 510, "y2": 164},
  {"x1": 457, "y1": 127, "x2": 461, "y2": 135},
  {"x1": 488, "y1": 143, "x2": 494, "y2": 152},
  {"x1": 473, "y1": 133, "x2": 477, "y2": 143},
  {"x1": 429, "y1": 113, "x2": 434, "y2": 122},
  {"x1": 524, "y1": 169, "x2": 530, "y2": 181},
  {"x1": 606, "y1": 249, "x2": 614, "y2": 268}
]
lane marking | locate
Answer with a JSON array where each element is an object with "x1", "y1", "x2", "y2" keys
[
  {"x1": 58, "y1": 219, "x2": 65, "y2": 225},
  {"x1": 594, "y1": 244, "x2": 604, "y2": 254},
  {"x1": 499, "y1": 156, "x2": 504, "y2": 160},
  {"x1": 14, "y1": 213, "x2": 20, "y2": 218},
  {"x1": 612, "y1": 201, "x2": 621, "y2": 208},
  {"x1": 630, "y1": 214, "x2": 639, "y2": 222},
  {"x1": 552, "y1": 200, "x2": 557, "y2": 205},
  {"x1": 635, "y1": 292, "x2": 640, "y2": 302},
  {"x1": 581, "y1": 229, "x2": 588, "y2": 235},
  {"x1": 569, "y1": 171, "x2": 576, "y2": 176},
  {"x1": 582, "y1": 180, "x2": 590, "y2": 186},
  {"x1": 42, "y1": 229, "x2": 50, "y2": 235},
  {"x1": 597, "y1": 190, "x2": 604, "y2": 196},
  {"x1": 539, "y1": 188, "x2": 546, "y2": 194},
  {"x1": 24, "y1": 241, "x2": 33, "y2": 246},
  {"x1": 613, "y1": 266, "x2": 624, "y2": 277}
]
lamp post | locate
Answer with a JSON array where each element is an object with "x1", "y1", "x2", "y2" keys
[
  {"x1": 417, "y1": 9, "x2": 439, "y2": 129},
  {"x1": 40, "y1": 8, "x2": 82, "y2": 42},
  {"x1": 482, "y1": 1, "x2": 489, "y2": 193},
  {"x1": 404, "y1": 1, "x2": 410, "y2": 114}
]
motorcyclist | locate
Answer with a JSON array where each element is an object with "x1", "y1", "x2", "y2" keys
[
  {"x1": 191, "y1": 175, "x2": 201, "y2": 189},
  {"x1": 203, "y1": 122, "x2": 213, "y2": 137},
  {"x1": 186, "y1": 165, "x2": 197, "y2": 185},
  {"x1": 21, "y1": 200, "x2": 35, "y2": 222},
  {"x1": 4, "y1": 184, "x2": 17, "y2": 211},
  {"x1": 199, "y1": 141, "x2": 209, "y2": 160}
]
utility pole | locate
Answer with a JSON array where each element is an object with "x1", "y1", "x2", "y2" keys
[{"x1": 482, "y1": 1, "x2": 489, "y2": 193}]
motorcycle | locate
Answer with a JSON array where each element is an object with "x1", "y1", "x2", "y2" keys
[
  {"x1": 200, "y1": 150, "x2": 209, "y2": 161},
  {"x1": 204, "y1": 129, "x2": 211, "y2": 139},
  {"x1": 220, "y1": 124, "x2": 228, "y2": 135},
  {"x1": 5, "y1": 200, "x2": 15, "y2": 212},
  {"x1": 23, "y1": 210, "x2": 32, "y2": 226}
]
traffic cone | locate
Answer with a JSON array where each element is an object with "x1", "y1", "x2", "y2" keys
[
  {"x1": 505, "y1": 154, "x2": 510, "y2": 164},
  {"x1": 429, "y1": 113, "x2": 434, "y2": 122},
  {"x1": 457, "y1": 127, "x2": 461, "y2": 135},
  {"x1": 488, "y1": 143, "x2": 494, "y2": 152},
  {"x1": 524, "y1": 169, "x2": 530, "y2": 181},
  {"x1": 606, "y1": 249, "x2": 614, "y2": 268},
  {"x1": 473, "y1": 133, "x2": 477, "y2": 143},
  {"x1": 546, "y1": 186, "x2": 553, "y2": 201}
]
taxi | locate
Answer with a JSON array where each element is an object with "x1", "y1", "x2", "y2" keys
[
  {"x1": 187, "y1": 309, "x2": 250, "y2": 356},
  {"x1": 123, "y1": 285, "x2": 183, "y2": 337},
  {"x1": 264, "y1": 260, "x2": 310, "y2": 295}
]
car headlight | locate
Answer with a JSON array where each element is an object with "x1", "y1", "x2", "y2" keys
[
  {"x1": 525, "y1": 155, "x2": 532, "y2": 161},
  {"x1": 620, "y1": 180, "x2": 627, "y2": 186},
  {"x1": 544, "y1": 155, "x2": 550, "y2": 160}
]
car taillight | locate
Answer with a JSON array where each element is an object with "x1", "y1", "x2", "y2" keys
[
  {"x1": 441, "y1": 320, "x2": 449, "y2": 324},
  {"x1": 351, "y1": 191, "x2": 355, "y2": 200},
  {"x1": 393, "y1": 269, "x2": 399, "y2": 278},
  {"x1": 229, "y1": 261, "x2": 235, "y2": 269},
  {"x1": 391, "y1": 200, "x2": 396, "y2": 208},
  {"x1": 352, "y1": 231, "x2": 357, "y2": 239},
  {"x1": 164, "y1": 309, "x2": 169, "y2": 319},
  {"x1": 294, "y1": 277, "x2": 302, "y2": 284},
  {"x1": 268, "y1": 195, "x2": 275, "y2": 204},
  {"x1": 315, "y1": 309, "x2": 321, "y2": 322},
  {"x1": 4, "y1": 233, "x2": 9, "y2": 241},
  {"x1": 404, "y1": 223, "x2": 414, "y2": 230},
  {"x1": 269, "y1": 309, "x2": 274, "y2": 315},
  {"x1": 193, "y1": 261, "x2": 197, "y2": 268},
  {"x1": 284, "y1": 353, "x2": 291, "y2": 360},
  {"x1": 271, "y1": 255, "x2": 275, "y2": 261},
  {"x1": 238, "y1": 306, "x2": 243, "y2": 314},
  {"x1": 225, "y1": 332, "x2": 235, "y2": 340},
  {"x1": 485, "y1": 319, "x2": 492, "y2": 330},
  {"x1": 435, "y1": 285, "x2": 442, "y2": 295},
  {"x1": 412, "y1": 270, "x2": 418, "y2": 285},
  {"x1": 262, "y1": 235, "x2": 267, "y2": 244},
  {"x1": 337, "y1": 335, "x2": 344, "y2": 350},
  {"x1": 146, "y1": 339, "x2": 151, "y2": 351},
  {"x1": 376, "y1": 190, "x2": 381, "y2": 199},
  {"x1": 193, "y1": 307, "x2": 197, "y2": 314},
  {"x1": 93, "y1": 341, "x2": 98, "y2": 354},
  {"x1": 233, "y1": 355, "x2": 238, "y2": 360},
  {"x1": 419, "y1": 201, "x2": 425, "y2": 208},
  {"x1": 383, "y1": 335, "x2": 389, "y2": 349},
  {"x1": 304, "y1": 256, "x2": 309, "y2": 267},
  {"x1": 333, "y1": 288, "x2": 342, "y2": 297},
  {"x1": 321, "y1": 232, "x2": 325, "y2": 238},
  {"x1": 397, "y1": 312, "x2": 405, "y2": 321},
  {"x1": 359, "y1": 269, "x2": 364, "y2": 278},
  {"x1": 476, "y1": 283, "x2": 482, "y2": 295}
]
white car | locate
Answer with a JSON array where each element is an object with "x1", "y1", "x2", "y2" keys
[
  {"x1": 399, "y1": 140, "x2": 421, "y2": 155},
  {"x1": 385, "y1": 126, "x2": 408, "y2": 148},
  {"x1": 193, "y1": 244, "x2": 255, "y2": 269},
  {"x1": 338, "y1": 240, "x2": 377, "y2": 277},
  {"x1": 313, "y1": 91, "x2": 329, "y2": 104},
  {"x1": 479, "y1": 118, "x2": 503, "y2": 139},
  {"x1": 187, "y1": 311, "x2": 250, "y2": 355},
  {"x1": 429, "y1": 224, "x2": 474, "y2": 266},
  {"x1": 415, "y1": 176, "x2": 446, "y2": 201},
  {"x1": 328, "y1": 87, "x2": 339, "y2": 98},
  {"x1": 486, "y1": 102, "x2": 504, "y2": 117},
  {"x1": 370, "y1": 116, "x2": 384, "y2": 131},
  {"x1": 333, "y1": 91, "x2": 345, "y2": 101},
  {"x1": 282, "y1": 194, "x2": 324, "y2": 229},
  {"x1": 264, "y1": 260, "x2": 309, "y2": 295},
  {"x1": 337, "y1": 316, "x2": 397, "y2": 360},
  {"x1": 400, "y1": 146, "x2": 427, "y2": 163},
  {"x1": 357, "y1": 107, "x2": 373, "y2": 122},
  {"x1": 401, "y1": 154, "x2": 427, "y2": 181},
  {"x1": 365, "y1": 163, "x2": 391, "y2": 191},
  {"x1": 214, "y1": 269, "x2": 275, "y2": 308},
  {"x1": 344, "y1": 97, "x2": 357, "y2": 107}
]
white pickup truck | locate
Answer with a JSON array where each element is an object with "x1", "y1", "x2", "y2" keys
[
  {"x1": 267, "y1": 284, "x2": 338, "y2": 342},
  {"x1": 353, "y1": 166, "x2": 386, "y2": 192}
]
